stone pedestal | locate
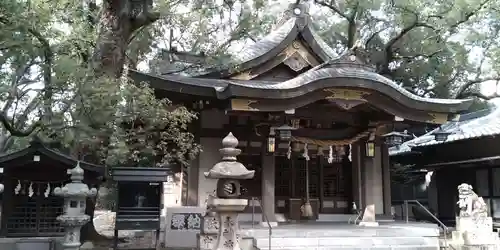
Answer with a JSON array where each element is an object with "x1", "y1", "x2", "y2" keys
[
  {"x1": 210, "y1": 199, "x2": 247, "y2": 250},
  {"x1": 452, "y1": 216, "x2": 499, "y2": 248},
  {"x1": 359, "y1": 204, "x2": 379, "y2": 227}
]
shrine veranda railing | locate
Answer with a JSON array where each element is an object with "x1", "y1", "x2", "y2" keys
[{"x1": 5, "y1": 180, "x2": 65, "y2": 237}]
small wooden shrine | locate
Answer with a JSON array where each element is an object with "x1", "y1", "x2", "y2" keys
[
  {"x1": 131, "y1": 2, "x2": 472, "y2": 222},
  {"x1": 0, "y1": 138, "x2": 104, "y2": 237}
]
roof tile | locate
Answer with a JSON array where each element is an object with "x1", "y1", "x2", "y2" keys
[{"x1": 390, "y1": 107, "x2": 500, "y2": 156}]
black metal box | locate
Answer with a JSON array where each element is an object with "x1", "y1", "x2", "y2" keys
[{"x1": 110, "y1": 167, "x2": 172, "y2": 250}]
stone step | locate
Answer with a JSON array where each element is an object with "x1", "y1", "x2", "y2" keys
[{"x1": 252, "y1": 236, "x2": 440, "y2": 250}]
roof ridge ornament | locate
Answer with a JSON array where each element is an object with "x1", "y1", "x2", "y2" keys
[
  {"x1": 314, "y1": 40, "x2": 375, "y2": 72},
  {"x1": 275, "y1": 0, "x2": 311, "y2": 29}
]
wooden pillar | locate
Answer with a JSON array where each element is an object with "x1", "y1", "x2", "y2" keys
[
  {"x1": 362, "y1": 143, "x2": 375, "y2": 212},
  {"x1": 261, "y1": 153, "x2": 277, "y2": 226},
  {"x1": 319, "y1": 157, "x2": 325, "y2": 213},
  {"x1": 358, "y1": 138, "x2": 384, "y2": 215},
  {"x1": 381, "y1": 143, "x2": 392, "y2": 216},
  {"x1": 351, "y1": 142, "x2": 363, "y2": 209},
  {"x1": 488, "y1": 168, "x2": 494, "y2": 216},
  {"x1": 186, "y1": 159, "x2": 199, "y2": 206},
  {"x1": 372, "y1": 139, "x2": 384, "y2": 215},
  {"x1": 186, "y1": 111, "x2": 201, "y2": 206}
]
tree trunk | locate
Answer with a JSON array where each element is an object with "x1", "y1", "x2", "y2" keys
[
  {"x1": 92, "y1": 1, "x2": 131, "y2": 77},
  {"x1": 81, "y1": 0, "x2": 159, "y2": 243}
]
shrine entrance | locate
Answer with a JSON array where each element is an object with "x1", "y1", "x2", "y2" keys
[
  {"x1": 275, "y1": 151, "x2": 351, "y2": 217},
  {"x1": 132, "y1": 0, "x2": 473, "y2": 224}
]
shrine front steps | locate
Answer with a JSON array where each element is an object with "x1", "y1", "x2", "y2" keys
[{"x1": 240, "y1": 222, "x2": 441, "y2": 250}]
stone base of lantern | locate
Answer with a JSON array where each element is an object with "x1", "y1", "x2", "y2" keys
[
  {"x1": 57, "y1": 215, "x2": 90, "y2": 250},
  {"x1": 60, "y1": 225, "x2": 85, "y2": 250},
  {"x1": 212, "y1": 212, "x2": 243, "y2": 250},
  {"x1": 197, "y1": 198, "x2": 247, "y2": 250}
]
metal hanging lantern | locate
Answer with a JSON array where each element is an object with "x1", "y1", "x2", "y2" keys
[
  {"x1": 365, "y1": 141, "x2": 375, "y2": 157},
  {"x1": 382, "y1": 131, "x2": 411, "y2": 146},
  {"x1": 275, "y1": 124, "x2": 297, "y2": 141},
  {"x1": 433, "y1": 128, "x2": 451, "y2": 142},
  {"x1": 267, "y1": 128, "x2": 276, "y2": 153}
]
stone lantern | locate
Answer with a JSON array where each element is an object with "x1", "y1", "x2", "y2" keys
[
  {"x1": 203, "y1": 132, "x2": 255, "y2": 250},
  {"x1": 53, "y1": 162, "x2": 98, "y2": 250}
]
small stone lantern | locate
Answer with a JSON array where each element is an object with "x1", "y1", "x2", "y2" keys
[
  {"x1": 53, "y1": 162, "x2": 98, "y2": 250},
  {"x1": 204, "y1": 133, "x2": 255, "y2": 250}
]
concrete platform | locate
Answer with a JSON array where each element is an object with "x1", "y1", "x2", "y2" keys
[{"x1": 241, "y1": 221, "x2": 441, "y2": 250}]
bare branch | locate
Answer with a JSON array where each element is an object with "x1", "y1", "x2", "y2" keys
[
  {"x1": 0, "y1": 111, "x2": 41, "y2": 137},
  {"x1": 314, "y1": 0, "x2": 352, "y2": 21},
  {"x1": 459, "y1": 91, "x2": 498, "y2": 100},
  {"x1": 449, "y1": 0, "x2": 492, "y2": 32},
  {"x1": 315, "y1": 0, "x2": 358, "y2": 47},
  {"x1": 379, "y1": 2, "x2": 438, "y2": 74},
  {"x1": 455, "y1": 77, "x2": 500, "y2": 98}
]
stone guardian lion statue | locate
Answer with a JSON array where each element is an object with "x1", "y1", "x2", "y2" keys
[{"x1": 457, "y1": 183, "x2": 488, "y2": 218}]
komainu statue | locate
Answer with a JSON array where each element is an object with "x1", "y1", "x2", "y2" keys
[{"x1": 457, "y1": 183, "x2": 488, "y2": 218}]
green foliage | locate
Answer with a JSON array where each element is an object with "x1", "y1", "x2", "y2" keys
[
  {"x1": 312, "y1": 0, "x2": 500, "y2": 101},
  {"x1": 1, "y1": 0, "x2": 500, "y2": 161},
  {"x1": 0, "y1": 0, "x2": 201, "y2": 167}
]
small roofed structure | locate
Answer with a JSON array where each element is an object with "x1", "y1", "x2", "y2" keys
[
  {"x1": 0, "y1": 138, "x2": 104, "y2": 237},
  {"x1": 390, "y1": 107, "x2": 500, "y2": 223},
  {"x1": 131, "y1": 1, "x2": 472, "y2": 224}
]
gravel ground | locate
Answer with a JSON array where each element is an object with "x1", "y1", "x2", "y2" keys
[
  {"x1": 88, "y1": 231, "x2": 158, "y2": 249},
  {"x1": 91, "y1": 210, "x2": 160, "y2": 249}
]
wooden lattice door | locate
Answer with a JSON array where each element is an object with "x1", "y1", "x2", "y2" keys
[
  {"x1": 275, "y1": 156, "x2": 291, "y2": 213},
  {"x1": 321, "y1": 161, "x2": 349, "y2": 213},
  {"x1": 6, "y1": 181, "x2": 65, "y2": 237},
  {"x1": 292, "y1": 157, "x2": 319, "y2": 199}
]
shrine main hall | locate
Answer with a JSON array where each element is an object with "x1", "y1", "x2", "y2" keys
[{"x1": 130, "y1": 2, "x2": 472, "y2": 224}]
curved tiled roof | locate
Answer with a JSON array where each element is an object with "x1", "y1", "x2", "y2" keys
[
  {"x1": 389, "y1": 107, "x2": 500, "y2": 156},
  {"x1": 196, "y1": 2, "x2": 338, "y2": 77},
  {"x1": 133, "y1": 56, "x2": 473, "y2": 113},
  {"x1": 233, "y1": 18, "x2": 298, "y2": 63}
]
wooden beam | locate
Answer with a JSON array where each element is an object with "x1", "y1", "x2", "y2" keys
[{"x1": 198, "y1": 126, "x2": 368, "y2": 141}]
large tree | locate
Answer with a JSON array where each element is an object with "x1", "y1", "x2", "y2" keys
[
  {"x1": 312, "y1": 0, "x2": 500, "y2": 100},
  {"x1": 1, "y1": 0, "x2": 500, "y2": 242},
  {"x1": 0, "y1": 0, "x2": 273, "y2": 242}
]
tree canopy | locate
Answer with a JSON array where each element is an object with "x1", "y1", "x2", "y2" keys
[{"x1": 1, "y1": 0, "x2": 499, "y2": 158}]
